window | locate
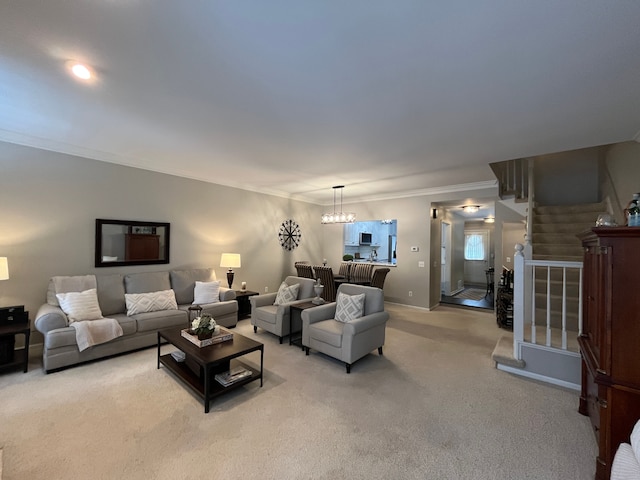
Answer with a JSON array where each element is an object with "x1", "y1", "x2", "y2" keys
[{"x1": 464, "y1": 232, "x2": 486, "y2": 261}]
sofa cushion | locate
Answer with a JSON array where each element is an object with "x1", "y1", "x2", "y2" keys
[
  {"x1": 47, "y1": 275, "x2": 97, "y2": 306},
  {"x1": 335, "y1": 292, "x2": 365, "y2": 323},
  {"x1": 193, "y1": 281, "x2": 220, "y2": 305},
  {"x1": 170, "y1": 268, "x2": 217, "y2": 305},
  {"x1": 252, "y1": 304, "x2": 279, "y2": 325},
  {"x1": 124, "y1": 271, "x2": 171, "y2": 294},
  {"x1": 308, "y1": 319, "x2": 344, "y2": 348},
  {"x1": 125, "y1": 290, "x2": 178, "y2": 316},
  {"x1": 56, "y1": 289, "x2": 103, "y2": 323},
  {"x1": 96, "y1": 274, "x2": 126, "y2": 316},
  {"x1": 133, "y1": 309, "x2": 187, "y2": 333},
  {"x1": 44, "y1": 314, "x2": 136, "y2": 349}
]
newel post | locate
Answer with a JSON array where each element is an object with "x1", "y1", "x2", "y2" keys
[{"x1": 513, "y1": 243, "x2": 526, "y2": 359}]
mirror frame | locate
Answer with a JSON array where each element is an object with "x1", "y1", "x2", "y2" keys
[{"x1": 95, "y1": 219, "x2": 170, "y2": 268}]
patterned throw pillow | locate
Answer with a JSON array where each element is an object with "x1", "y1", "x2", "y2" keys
[
  {"x1": 274, "y1": 282, "x2": 300, "y2": 305},
  {"x1": 193, "y1": 281, "x2": 220, "y2": 304},
  {"x1": 335, "y1": 292, "x2": 366, "y2": 323},
  {"x1": 125, "y1": 289, "x2": 178, "y2": 316},
  {"x1": 56, "y1": 288, "x2": 103, "y2": 324}
]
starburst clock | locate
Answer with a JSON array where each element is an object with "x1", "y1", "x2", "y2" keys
[{"x1": 278, "y1": 219, "x2": 302, "y2": 251}]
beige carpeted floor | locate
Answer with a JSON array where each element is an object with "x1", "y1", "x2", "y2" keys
[{"x1": 0, "y1": 304, "x2": 596, "y2": 480}]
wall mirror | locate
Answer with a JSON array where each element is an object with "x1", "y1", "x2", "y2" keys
[
  {"x1": 343, "y1": 219, "x2": 397, "y2": 264},
  {"x1": 95, "y1": 219, "x2": 170, "y2": 267}
]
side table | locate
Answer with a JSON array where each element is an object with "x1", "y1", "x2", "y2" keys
[
  {"x1": 0, "y1": 323, "x2": 30, "y2": 373},
  {"x1": 235, "y1": 290, "x2": 259, "y2": 320},
  {"x1": 289, "y1": 301, "x2": 317, "y2": 349}
]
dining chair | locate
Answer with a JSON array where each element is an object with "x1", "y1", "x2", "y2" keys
[
  {"x1": 312, "y1": 265, "x2": 337, "y2": 303},
  {"x1": 370, "y1": 268, "x2": 390, "y2": 289},
  {"x1": 295, "y1": 262, "x2": 314, "y2": 279},
  {"x1": 335, "y1": 262, "x2": 352, "y2": 280},
  {"x1": 350, "y1": 263, "x2": 373, "y2": 285}
]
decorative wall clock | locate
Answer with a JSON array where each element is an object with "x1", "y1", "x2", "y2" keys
[{"x1": 278, "y1": 219, "x2": 302, "y2": 251}]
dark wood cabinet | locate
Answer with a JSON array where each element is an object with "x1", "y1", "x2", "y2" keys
[
  {"x1": 125, "y1": 234, "x2": 160, "y2": 261},
  {"x1": 577, "y1": 227, "x2": 640, "y2": 480}
]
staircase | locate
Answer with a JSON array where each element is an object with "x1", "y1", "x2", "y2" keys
[
  {"x1": 531, "y1": 202, "x2": 608, "y2": 261},
  {"x1": 530, "y1": 202, "x2": 607, "y2": 333},
  {"x1": 493, "y1": 201, "x2": 608, "y2": 389}
]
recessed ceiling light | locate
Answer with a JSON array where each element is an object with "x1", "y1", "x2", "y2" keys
[
  {"x1": 484, "y1": 217, "x2": 495, "y2": 223},
  {"x1": 69, "y1": 62, "x2": 92, "y2": 80}
]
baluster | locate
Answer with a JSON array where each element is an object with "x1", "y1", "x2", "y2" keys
[
  {"x1": 561, "y1": 267, "x2": 567, "y2": 350},
  {"x1": 531, "y1": 264, "x2": 536, "y2": 345},
  {"x1": 546, "y1": 266, "x2": 551, "y2": 347}
]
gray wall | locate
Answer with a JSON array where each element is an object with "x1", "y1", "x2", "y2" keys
[
  {"x1": 0, "y1": 141, "x2": 325, "y2": 344},
  {"x1": 1, "y1": 139, "x2": 635, "y2": 345},
  {"x1": 533, "y1": 147, "x2": 601, "y2": 205}
]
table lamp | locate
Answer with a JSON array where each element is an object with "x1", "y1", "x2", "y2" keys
[
  {"x1": 0, "y1": 257, "x2": 8, "y2": 281},
  {"x1": 220, "y1": 253, "x2": 241, "y2": 289}
]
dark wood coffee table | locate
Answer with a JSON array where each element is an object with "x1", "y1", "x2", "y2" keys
[{"x1": 157, "y1": 327, "x2": 263, "y2": 413}]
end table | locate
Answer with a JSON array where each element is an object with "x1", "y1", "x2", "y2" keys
[
  {"x1": 289, "y1": 301, "x2": 317, "y2": 349},
  {"x1": 0, "y1": 322, "x2": 30, "y2": 374},
  {"x1": 235, "y1": 290, "x2": 259, "y2": 320}
]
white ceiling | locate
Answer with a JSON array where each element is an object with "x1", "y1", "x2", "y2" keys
[{"x1": 1, "y1": 1, "x2": 639, "y2": 205}]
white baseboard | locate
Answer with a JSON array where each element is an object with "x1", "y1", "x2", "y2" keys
[{"x1": 496, "y1": 363, "x2": 580, "y2": 391}]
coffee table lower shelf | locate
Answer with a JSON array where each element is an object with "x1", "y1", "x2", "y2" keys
[
  {"x1": 157, "y1": 328, "x2": 263, "y2": 413},
  {"x1": 160, "y1": 354, "x2": 260, "y2": 397}
]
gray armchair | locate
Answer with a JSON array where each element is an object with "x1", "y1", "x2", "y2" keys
[
  {"x1": 301, "y1": 284, "x2": 389, "y2": 373},
  {"x1": 250, "y1": 276, "x2": 316, "y2": 343}
]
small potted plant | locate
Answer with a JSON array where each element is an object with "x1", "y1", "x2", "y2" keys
[{"x1": 190, "y1": 314, "x2": 219, "y2": 340}]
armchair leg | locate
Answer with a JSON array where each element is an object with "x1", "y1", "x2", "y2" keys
[
  {"x1": 279, "y1": 336, "x2": 283, "y2": 344},
  {"x1": 305, "y1": 347, "x2": 309, "y2": 356},
  {"x1": 253, "y1": 326, "x2": 257, "y2": 333},
  {"x1": 346, "y1": 363, "x2": 351, "y2": 374},
  {"x1": 378, "y1": 347, "x2": 383, "y2": 355}
]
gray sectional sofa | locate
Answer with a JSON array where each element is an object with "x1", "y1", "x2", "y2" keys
[{"x1": 34, "y1": 268, "x2": 238, "y2": 372}]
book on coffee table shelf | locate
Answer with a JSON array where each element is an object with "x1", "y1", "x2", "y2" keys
[
  {"x1": 215, "y1": 366, "x2": 252, "y2": 387},
  {"x1": 180, "y1": 327, "x2": 234, "y2": 348}
]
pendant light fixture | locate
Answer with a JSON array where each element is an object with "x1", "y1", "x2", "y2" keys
[{"x1": 321, "y1": 185, "x2": 356, "y2": 224}]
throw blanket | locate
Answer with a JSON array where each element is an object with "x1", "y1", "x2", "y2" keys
[{"x1": 70, "y1": 318, "x2": 123, "y2": 352}]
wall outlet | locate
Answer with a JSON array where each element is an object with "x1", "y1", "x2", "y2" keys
[
  {"x1": 506, "y1": 257, "x2": 511, "y2": 263},
  {"x1": 409, "y1": 291, "x2": 413, "y2": 297},
  {"x1": 410, "y1": 246, "x2": 419, "y2": 252},
  {"x1": 264, "y1": 286, "x2": 268, "y2": 293},
  {"x1": 418, "y1": 261, "x2": 425, "y2": 268}
]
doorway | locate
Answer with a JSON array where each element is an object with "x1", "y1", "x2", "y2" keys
[{"x1": 441, "y1": 222, "x2": 451, "y2": 295}]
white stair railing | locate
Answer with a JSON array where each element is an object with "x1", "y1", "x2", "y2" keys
[{"x1": 513, "y1": 242, "x2": 583, "y2": 359}]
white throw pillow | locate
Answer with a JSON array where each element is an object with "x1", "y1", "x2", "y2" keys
[
  {"x1": 631, "y1": 419, "x2": 640, "y2": 467},
  {"x1": 335, "y1": 292, "x2": 365, "y2": 323},
  {"x1": 56, "y1": 288, "x2": 103, "y2": 324},
  {"x1": 193, "y1": 281, "x2": 220, "y2": 304},
  {"x1": 274, "y1": 282, "x2": 299, "y2": 305},
  {"x1": 125, "y1": 289, "x2": 178, "y2": 316}
]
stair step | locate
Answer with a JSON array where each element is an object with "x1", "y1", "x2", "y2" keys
[
  {"x1": 531, "y1": 223, "x2": 594, "y2": 234},
  {"x1": 534, "y1": 202, "x2": 607, "y2": 215},
  {"x1": 532, "y1": 254, "x2": 584, "y2": 262},
  {"x1": 531, "y1": 233, "x2": 584, "y2": 244},
  {"x1": 532, "y1": 244, "x2": 585, "y2": 256},
  {"x1": 534, "y1": 212, "x2": 604, "y2": 224}
]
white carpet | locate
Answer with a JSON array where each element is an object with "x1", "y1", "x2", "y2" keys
[{"x1": 0, "y1": 304, "x2": 596, "y2": 479}]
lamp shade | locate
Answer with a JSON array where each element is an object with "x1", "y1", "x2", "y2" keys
[
  {"x1": 220, "y1": 253, "x2": 241, "y2": 269},
  {"x1": 0, "y1": 257, "x2": 8, "y2": 280}
]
